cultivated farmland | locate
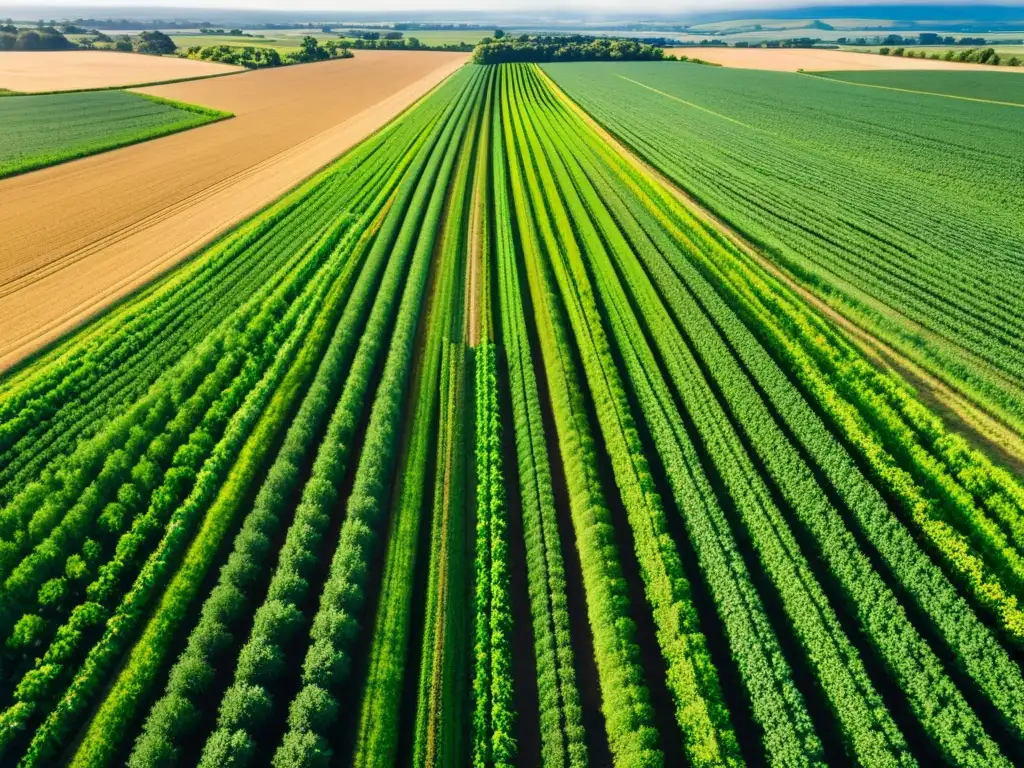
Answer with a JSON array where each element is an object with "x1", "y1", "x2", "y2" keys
[
  {"x1": 816, "y1": 68, "x2": 1024, "y2": 103},
  {"x1": 545, "y1": 61, "x2": 1024, "y2": 447},
  {"x1": 665, "y1": 46, "x2": 1024, "y2": 71},
  {"x1": 0, "y1": 90, "x2": 230, "y2": 179},
  {"x1": 1, "y1": 55, "x2": 1023, "y2": 768},
  {"x1": 0, "y1": 50, "x2": 468, "y2": 370},
  {"x1": 0, "y1": 50, "x2": 241, "y2": 93}
]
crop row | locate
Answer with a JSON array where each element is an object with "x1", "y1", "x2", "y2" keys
[
  {"x1": 553, "y1": 77, "x2": 1024, "y2": 753},
  {"x1": 2, "y1": 57, "x2": 1022, "y2": 768},
  {"x1": 488, "y1": 79, "x2": 587, "y2": 768},
  {"x1": 542, "y1": 62, "x2": 1024, "y2": 441},
  {"x1": 266, "y1": 67, "x2": 485, "y2": 767},
  {"x1": 519, "y1": 64, "x2": 914, "y2": 766},
  {"x1": 354, "y1": 70, "x2": 478, "y2": 768},
  {"x1": 0, "y1": 67, "x2": 482, "y2": 768},
  {"x1": 496, "y1": 64, "x2": 669, "y2": 766},
  {"x1": 497, "y1": 62, "x2": 1024, "y2": 766}
]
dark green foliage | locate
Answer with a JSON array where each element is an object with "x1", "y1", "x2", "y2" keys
[
  {"x1": 186, "y1": 44, "x2": 283, "y2": 67},
  {"x1": 474, "y1": 34, "x2": 665, "y2": 64},
  {"x1": 133, "y1": 30, "x2": 175, "y2": 55},
  {"x1": 0, "y1": 26, "x2": 72, "y2": 50}
]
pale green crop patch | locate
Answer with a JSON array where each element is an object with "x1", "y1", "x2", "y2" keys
[{"x1": 0, "y1": 89, "x2": 230, "y2": 179}]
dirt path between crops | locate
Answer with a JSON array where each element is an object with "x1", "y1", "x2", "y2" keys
[
  {"x1": 0, "y1": 51, "x2": 468, "y2": 373},
  {"x1": 543, "y1": 70, "x2": 1024, "y2": 476}
]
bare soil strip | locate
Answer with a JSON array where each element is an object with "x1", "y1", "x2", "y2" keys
[
  {"x1": 0, "y1": 50, "x2": 242, "y2": 92},
  {"x1": 543, "y1": 70, "x2": 1024, "y2": 476},
  {"x1": 0, "y1": 51, "x2": 468, "y2": 372},
  {"x1": 675, "y1": 47, "x2": 1024, "y2": 73}
]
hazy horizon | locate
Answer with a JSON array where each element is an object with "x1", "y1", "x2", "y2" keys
[{"x1": 3, "y1": 0, "x2": 1024, "y2": 15}]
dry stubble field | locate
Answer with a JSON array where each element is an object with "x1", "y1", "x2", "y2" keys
[
  {"x1": 0, "y1": 50, "x2": 242, "y2": 92},
  {"x1": 676, "y1": 46, "x2": 1024, "y2": 71},
  {"x1": 0, "y1": 50, "x2": 469, "y2": 371}
]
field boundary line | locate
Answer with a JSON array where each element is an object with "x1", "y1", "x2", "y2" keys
[
  {"x1": 0, "y1": 56, "x2": 469, "y2": 374},
  {"x1": 0, "y1": 93, "x2": 233, "y2": 182},
  {"x1": 614, "y1": 75, "x2": 754, "y2": 127},
  {"x1": 0, "y1": 67, "x2": 245, "y2": 97},
  {"x1": 540, "y1": 66, "x2": 1024, "y2": 474},
  {"x1": 0, "y1": 58, "x2": 465, "y2": 297},
  {"x1": 608, "y1": 68, "x2": 1024, "y2": 407},
  {"x1": 801, "y1": 72, "x2": 1024, "y2": 108}
]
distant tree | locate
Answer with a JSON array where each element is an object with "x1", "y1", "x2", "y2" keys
[
  {"x1": 15, "y1": 30, "x2": 41, "y2": 49},
  {"x1": 114, "y1": 35, "x2": 133, "y2": 52},
  {"x1": 286, "y1": 35, "x2": 330, "y2": 63},
  {"x1": 878, "y1": 46, "x2": 891, "y2": 56},
  {"x1": 301, "y1": 35, "x2": 325, "y2": 58},
  {"x1": 494, "y1": 28, "x2": 505, "y2": 39},
  {"x1": 1009, "y1": 56, "x2": 1022, "y2": 66},
  {"x1": 9, "y1": 26, "x2": 71, "y2": 50},
  {"x1": 0, "y1": 32, "x2": 15, "y2": 50},
  {"x1": 186, "y1": 43, "x2": 282, "y2": 68},
  {"x1": 473, "y1": 34, "x2": 664, "y2": 65},
  {"x1": 133, "y1": 30, "x2": 175, "y2": 55}
]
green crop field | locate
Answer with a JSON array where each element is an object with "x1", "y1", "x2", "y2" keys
[
  {"x1": 171, "y1": 33, "x2": 304, "y2": 53},
  {"x1": 1, "y1": 54, "x2": 1024, "y2": 768},
  {"x1": 0, "y1": 90, "x2": 229, "y2": 179},
  {"x1": 816, "y1": 67, "x2": 1024, "y2": 103},
  {"x1": 390, "y1": 29, "x2": 490, "y2": 45},
  {"x1": 545, "y1": 60, "x2": 1024, "y2": 438},
  {"x1": 172, "y1": 28, "x2": 490, "y2": 52},
  {"x1": 324, "y1": 28, "x2": 491, "y2": 46}
]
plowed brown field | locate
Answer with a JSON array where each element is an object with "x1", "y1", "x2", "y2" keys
[
  {"x1": 0, "y1": 50, "x2": 242, "y2": 92},
  {"x1": 0, "y1": 50, "x2": 468, "y2": 371},
  {"x1": 675, "y1": 47, "x2": 1022, "y2": 72}
]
